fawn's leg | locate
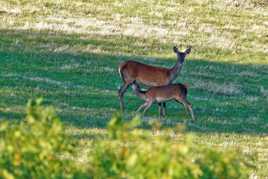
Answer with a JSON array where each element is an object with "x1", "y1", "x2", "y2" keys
[
  {"x1": 182, "y1": 100, "x2": 195, "y2": 121},
  {"x1": 158, "y1": 103, "x2": 164, "y2": 117},
  {"x1": 175, "y1": 97, "x2": 195, "y2": 121},
  {"x1": 143, "y1": 100, "x2": 153, "y2": 114},
  {"x1": 137, "y1": 102, "x2": 148, "y2": 113}
]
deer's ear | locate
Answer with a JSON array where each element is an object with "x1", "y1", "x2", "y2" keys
[
  {"x1": 185, "y1": 46, "x2": 192, "y2": 54},
  {"x1": 173, "y1": 46, "x2": 178, "y2": 53}
]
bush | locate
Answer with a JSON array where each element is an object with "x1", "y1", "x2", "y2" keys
[
  {"x1": 0, "y1": 99, "x2": 87, "y2": 179},
  {"x1": 89, "y1": 114, "x2": 251, "y2": 179},
  {"x1": 0, "y1": 101, "x2": 252, "y2": 179}
]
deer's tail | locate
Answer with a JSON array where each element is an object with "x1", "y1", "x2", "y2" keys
[{"x1": 118, "y1": 61, "x2": 127, "y2": 82}]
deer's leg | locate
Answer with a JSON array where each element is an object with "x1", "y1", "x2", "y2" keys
[
  {"x1": 137, "y1": 102, "x2": 148, "y2": 113},
  {"x1": 158, "y1": 103, "x2": 163, "y2": 117},
  {"x1": 162, "y1": 102, "x2": 166, "y2": 116},
  {"x1": 118, "y1": 82, "x2": 131, "y2": 112},
  {"x1": 175, "y1": 98, "x2": 195, "y2": 121},
  {"x1": 182, "y1": 100, "x2": 195, "y2": 121},
  {"x1": 186, "y1": 102, "x2": 195, "y2": 121},
  {"x1": 143, "y1": 100, "x2": 153, "y2": 114}
]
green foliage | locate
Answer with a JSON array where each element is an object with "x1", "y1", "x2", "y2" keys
[
  {"x1": 0, "y1": 99, "x2": 87, "y2": 179},
  {"x1": 89, "y1": 115, "x2": 251, "y2": 179},
  {"x1": 0, "y1": 102, "x2": 254, "y2": 178}
]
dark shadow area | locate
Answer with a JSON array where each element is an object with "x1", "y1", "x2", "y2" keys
[
  {"x1": 0, "y1": 29, "x2": 267, "y2": 134},
  {"x1": 0, "y1": 112, "x2": 24, "y2": 121}
]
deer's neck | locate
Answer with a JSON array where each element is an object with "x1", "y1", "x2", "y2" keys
[{"x1": 169, "y1": 57, "x2": 184, "y2": 82}]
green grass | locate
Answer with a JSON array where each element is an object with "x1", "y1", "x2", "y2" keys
[{"x1": 0, "y1": 0, "x2": 268, "y2": 177}]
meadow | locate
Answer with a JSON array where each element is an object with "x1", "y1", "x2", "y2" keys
[{"x1": 0, "y1": 0, "x2": 267, "y2": 177}]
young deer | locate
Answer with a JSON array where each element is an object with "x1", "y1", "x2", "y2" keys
[
  {"x1": 131, "y1": 82, "x2": 195, "y2": 120},
  {"x1": 118, "y1": 46, "x2": 191, "y2": 111}
]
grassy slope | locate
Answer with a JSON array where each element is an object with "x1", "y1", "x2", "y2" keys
[{"x1": 0, "y1": 0, "x2": 267, "y2": 177}]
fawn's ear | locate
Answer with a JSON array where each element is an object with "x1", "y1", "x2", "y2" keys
[
  {"x1": 185, "y1": 46, "x2": 192, "y2": 54},
  {"x1": 173, "y1": 46, "x2": 179, "y2": 53}
]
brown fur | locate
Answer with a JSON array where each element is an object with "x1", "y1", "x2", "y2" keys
[
  {"x1": 132, "y1": 83, "x2": 195, "y2": 120},
  {"x1": 118, "y1": 46, "x2": 191, "y2": 111},
  {"x1": 120, "y1": 60, "x2": 170, "y2": 86}
]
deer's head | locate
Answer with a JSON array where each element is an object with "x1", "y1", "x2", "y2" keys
[
  {"x1": 131, "y1": 82, "x2": 141, "y2": 91},
  {"x1": 173, "y1": 46, "x2": 192, "y2": 63}
]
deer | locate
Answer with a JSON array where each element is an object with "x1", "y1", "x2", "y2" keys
[
  {"x1": 131, "y1": 82, "x2": 195, "y2": 120},
  {"x1": 118, "y1": 46, "x2": 191, "y2": 112}
]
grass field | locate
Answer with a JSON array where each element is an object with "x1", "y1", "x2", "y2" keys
[{"x1": 0, "y1": 0, "x2": 268, "y2": 177}]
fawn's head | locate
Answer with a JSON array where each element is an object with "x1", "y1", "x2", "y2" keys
[
  {"x1": 131, "y1": 82, "x2": 141, "y2": 91},
  {"x1": 173, "y1": 46, "x2": 192, "y2": 63}
]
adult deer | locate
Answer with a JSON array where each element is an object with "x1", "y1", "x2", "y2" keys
[
  {"x1": 131, "y1": 82, "x2": 195, "y2": 120},
  {"x1": 118, "y1": 46, "x2": 191, "y2": 112}
]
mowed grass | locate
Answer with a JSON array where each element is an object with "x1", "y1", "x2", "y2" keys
[{"x1": 0, "y1": 0, "x2": 268, "y2": 177}]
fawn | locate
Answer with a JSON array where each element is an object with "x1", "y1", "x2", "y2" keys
[{"x1": 131, "y1": 82, "x2": 195, "y2": 120}]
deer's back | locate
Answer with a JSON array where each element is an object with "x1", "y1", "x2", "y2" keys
[
  {"x1": 120, "y1": 60, "x2": 170, "y2": 86},
  {"x1": 146, "y1": 83, "x2": 188, "y2": 100}
]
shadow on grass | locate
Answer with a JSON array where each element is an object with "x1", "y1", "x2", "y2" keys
[
  {"x1": 0, "y1": 112, "x2": 23, "y2": 121},
  {"x1": 0, "y1": 29, "x2": 267, "y2": 134}
]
